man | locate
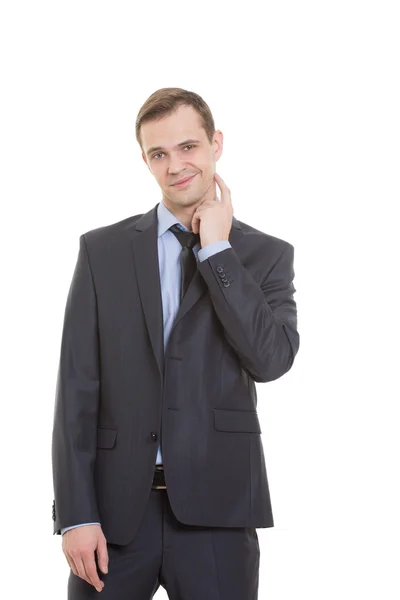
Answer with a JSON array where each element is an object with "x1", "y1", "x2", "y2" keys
[{"x1": 52, "y1": 87, "x2": 300, "y2": 599}]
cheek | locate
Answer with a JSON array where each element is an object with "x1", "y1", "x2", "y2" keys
[{"x1": 153, "y1": 170, "x2": 164, "y2": 185}]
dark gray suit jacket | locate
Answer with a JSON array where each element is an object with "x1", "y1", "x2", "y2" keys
[{"x1": 52, "y1": 202, "x2": 300, "y2": 546}]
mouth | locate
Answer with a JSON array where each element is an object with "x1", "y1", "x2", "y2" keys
[{"x1": 172, "y1": 174, "x2": 197, "y2": 188}]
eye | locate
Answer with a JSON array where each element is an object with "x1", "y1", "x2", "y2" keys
[{"x1": 152, "y1": 145, "x2": 196, "y2": 160}]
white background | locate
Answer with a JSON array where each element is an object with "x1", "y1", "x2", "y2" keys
[{"x1": 1, "y1": 1, "x2": 399, "y2": 598}]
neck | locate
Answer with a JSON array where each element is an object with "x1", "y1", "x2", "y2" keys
[{"x1": 162, "y1": 199, "x2": 199, "y2": 230}]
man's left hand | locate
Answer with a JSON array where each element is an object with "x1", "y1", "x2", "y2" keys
[{"x1": 191, "y1": 173, "x2": 234, "y2": 247}]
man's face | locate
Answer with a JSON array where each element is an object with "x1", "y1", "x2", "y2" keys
[{"x1": 141, "y1": 104, "x2": 223, "y2": 211}]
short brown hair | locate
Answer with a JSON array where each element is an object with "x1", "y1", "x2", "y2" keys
[{"x1": 135, "y1": 87, "x2": 216, "y2": 153}]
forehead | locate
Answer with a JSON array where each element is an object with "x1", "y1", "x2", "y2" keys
[{"x1": 141, "y1": 104, "x2": 205, "y2": 153}]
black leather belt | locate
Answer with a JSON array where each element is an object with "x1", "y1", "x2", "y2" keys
[{"x1": 152, "y1": 465, "x2": 167, "y2": 489}]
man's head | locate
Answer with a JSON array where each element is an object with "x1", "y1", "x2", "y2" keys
[{"x1": 136, "y1": 88, "x2": 223, "y2": 215}]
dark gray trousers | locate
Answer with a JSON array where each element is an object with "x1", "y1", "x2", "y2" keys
[{"x1": 68, "y1": 488, "x2": 260, "y2": 599}]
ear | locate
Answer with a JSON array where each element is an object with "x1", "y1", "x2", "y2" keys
[{"x1": 213, "y1": 130, "x2": 223, "y2": 161}]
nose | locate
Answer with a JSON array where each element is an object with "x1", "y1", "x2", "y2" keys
[{"x1": 167, "y1": 153, "x2": 186, "y2": 174}]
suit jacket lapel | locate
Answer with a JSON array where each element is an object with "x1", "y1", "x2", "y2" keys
[
  {"x1": 131, "y1": 202, "x2": 243, "y2": 382},
  {"x1": 131, "y1": 204, "x2": 165, "y2": 381}
]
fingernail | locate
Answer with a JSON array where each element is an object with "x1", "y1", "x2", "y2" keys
[{"x1": 103, "y1": 566, "x2": 108, "y2": 573}]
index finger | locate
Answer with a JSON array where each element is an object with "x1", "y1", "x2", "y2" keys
[
  {"x1": 214, "y1": 173, "x2": 229, "y2": 198},
  {"x1": 214, "y1": 172, "x2": 226, "y2": 184}
]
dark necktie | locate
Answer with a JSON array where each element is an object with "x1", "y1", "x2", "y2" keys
[{"x1": 168, "y1": 223, "x2": 200, "y2": 302}]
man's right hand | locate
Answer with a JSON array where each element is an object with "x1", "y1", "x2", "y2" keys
[{"x1": 62, "y1": 524, "x2": 108, "y2": 592}]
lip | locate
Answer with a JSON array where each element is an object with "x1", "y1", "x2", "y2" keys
[{"x1": 172, "y1": 174, "x2": 197, "y2": 188}]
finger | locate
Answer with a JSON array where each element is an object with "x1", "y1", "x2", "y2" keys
[
  {"x1": 65, "y1": 553, "x2": 78, "y2": 577},
  {"x1": 73, "y1": 555, "x2": 93, "y2": 587},
  {"x1": 82, "y1": 553, "x2": 104, "y2": 592},
  {"x1": 191, "y1": 214, "x2": 199, "y2": 234},
  {"x1": 193, "y1": 201, "x2": 213, "y2": 213},
  {"x1": 96, "y1": 540, "x2": 109, "y2": 575},
  {"x1": 214, "y1": 173, "x2": 230, "y2": 201},
  {"x1": 214, "y1": 172, "x2": 224, "y2": 188}
]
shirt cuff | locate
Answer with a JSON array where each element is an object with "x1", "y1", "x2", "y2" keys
[
  {"x1": 197, "y1": 241, "x2": 232, "y2": 263},
  {"x1": 61, "y1": 522, "x2": 101, "y2": 535}
]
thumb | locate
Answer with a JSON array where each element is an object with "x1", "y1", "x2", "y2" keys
[
  {"x1": 191, "y1": 213, "x2": 199, "y2": 234},
  {"x1": 96, "y1": 537, "x2": 109, "y2": 574}
]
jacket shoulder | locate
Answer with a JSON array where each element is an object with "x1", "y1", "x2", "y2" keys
[
  {"x1": 235, "y1": 217, "x2": 294, "y2": 254},
  {"x1": 80, "y1": 213, "x2": 144, "y2": 246}
]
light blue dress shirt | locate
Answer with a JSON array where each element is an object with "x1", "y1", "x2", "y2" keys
[{"x1": 60, "y1": 201, "x2": 232, "y2": 534}]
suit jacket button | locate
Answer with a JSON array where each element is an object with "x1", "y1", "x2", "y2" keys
[
  {"x1": 223, "y1": 282, "x2": 231, "y2": 287},
  {"x1": 216, "y1": 266, "x2": 224, "y2": 273},
  {"x1": 150, "y1": 432, "x2": 158, "y2": 441}
]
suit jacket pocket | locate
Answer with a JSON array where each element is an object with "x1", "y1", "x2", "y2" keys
[
  {"x1": 97, "y1": 427, "x2": 117, "y2": 448},
  {"x1": 213, "y1": 408, "x2": 261, "y2": 433}
]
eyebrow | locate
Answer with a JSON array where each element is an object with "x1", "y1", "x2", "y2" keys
[{"x1": 146, "y1": 139, "x2": 201, "y2": 156}]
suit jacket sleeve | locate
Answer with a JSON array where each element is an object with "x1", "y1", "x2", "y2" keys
[
  {"x1": 51, "y1": 234, "x2": 101, "y2": 534},
  {"x1": 196, "y1": 242, "x2": 299, "y2": 383}
]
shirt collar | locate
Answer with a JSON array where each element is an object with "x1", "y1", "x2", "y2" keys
[{"x1": 157, "y1": 200, "x2": 190, "y2": 237}]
